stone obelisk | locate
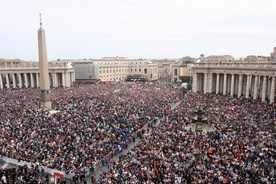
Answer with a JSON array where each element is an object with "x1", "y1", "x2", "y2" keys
[{"x1": 38, "y1": 14, "x2": 52, "y2": 110}]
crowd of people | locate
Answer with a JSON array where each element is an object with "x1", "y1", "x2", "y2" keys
[
  {"x1": 0, "y1": 82, "x2": 180, "y2": 182},
  {"x1": 0, "y1": 164, "x2": 54, "y2": 184},
  {"x1": 0, "y1": 82, "x2": 275, "y2": 183},
  {"x1": 96, "y1": 91, "x2": 276, "y2": 183}
]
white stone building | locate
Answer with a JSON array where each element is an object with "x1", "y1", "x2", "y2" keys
[
  {"x1": 0, "y1": 59, "x2": 75, "y2": 89},
  {"x1": 192, "y1": 62, "x2": 276, "y2": 104},
  {"x1": 74, "y1": 57, "x2": 159, "y2": 82}
]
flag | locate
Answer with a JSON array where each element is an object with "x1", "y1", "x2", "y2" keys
[{"x1": 53, "y1": 171, "x2": 65, "y2": 179}]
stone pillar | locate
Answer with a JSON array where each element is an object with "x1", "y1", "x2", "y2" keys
[
  {"x1": 230, "y1": 74, "x2": 235, "y2": 96},
  {"x1": 6, "y1": 74, "x2": 10, "y2": 88},
  {"x1": 62, "y1": 72, "x2": 65, "y2": 87},
  {"x1": 253, "y1": 75, "x2": 259, "y2": 100},
  {"x1": 36, "y1": 73, "x2": 40, "y2": 87},
  {"x1": 30, "y1": 73, "x2": 35, "y2": 87},
  {"x1": 69, "y1": 72, "x2": 72, "y2": 86},
  {"x1": 249, "y1": 75, "x2": 253, "y2": 97},
  {"x1": 204, "y1": 73, "x2": 208, "y2": 94},
  {"x1": 267, "y1": 77, "x2": 272, "y2": 98},
  {"x1": 270, "y1": 76, "x2": 275, "y2": 104},
  {"x1": 238, "y1": 74, "x2": 243, "y2": 97},
  {"x1": 262, "y1": 76, "x2": 267, "y2": 102},
  {"x1": 12, "y1": 74, "x2": 16, "y2": 88},
  {"x1": 72, "y1": 72, "x2": 75, "y2": 84},
  {"x1": 70, "y1": 72, "x2": 74, "y2": 87},
  {"x1": 192, "y1": 73, "x2": 197, "y2": 93},
  {"x1": 52, "y1": 73, "x2": 56, "y2": 87},
  {"x1": 65, "y1": 71, "x2": 69, "y2": 87},
  {"x1": 208, "y1": 73, "x2": 213, "y2": 93},
  {"x1": 245, "y1": 75, "x2": 250, "y2": 98},
  {"x1": 18, "y1": 74, "x2": 22, "y2": 88},
  {"x1": 24, "y1": 73, "x2": 28, "y2": 88},
  {"x1": 0, "y1": 74, "x2": 3, "y2": 89},
  {"x1": 216, "y1": 74, "x2": 220, "y2": 94},
  {"x1": 223, "y1": 74, "x2": 227, "y2": 95}
]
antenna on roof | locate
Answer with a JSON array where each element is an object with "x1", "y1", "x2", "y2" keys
[{"x1": 39, "y1": 13, "x2": 42, "y2": 28}]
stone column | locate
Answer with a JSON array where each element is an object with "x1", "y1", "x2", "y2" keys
[
  {"x1": 62, "y1": 72, "x2": 65, "y2": 87},
  {"x1": 223, "y1": 74, "x2": 227, "y2": 95},
  {"x1": 192, "y1": 73, "x2": 197, "y2": 93},
  {"x1": 72, "y1": 72, "x2": 75, "y2": 83},
  {"x1": 52, "y1": 73, "x2": 57, "y2": 87},
  {"x1": 12, "y1": 74, "x2": 16, "y2": 88},
  {"x1": 208, "y1": 73, "x2": 213, "y2": 93},
  {"x1": 204, "y1": 73, "x2": 208, "y2": 94},
  {"x1": 36, "y1": 73, "x2": 40, "y2": 87},
  {"x1": 267, "y1": 77, "x2": 272, "y2": 98},
  {"x1": 238, "y1": 74, "x2": 243, "y2": 97},
  {"x1": 262, "y1": 76, "x2": 267, "y2": 102},
  {"x1": 0, "y1": 74, "x2": 3, "y2": 89},
  {"x1": 6, "y1": 74, "x2": 10, "y2": 88},
  {"x1": 230, "y1": 74, "x2": 235, "y2": 96},
  {"x1": 270, "y1": 76, "x2": 275, "y2": 104},
  {"x1": 216, "y1": 74, "x2": 220, "y2": 94},
  {"x1": 65, "y1": 71, "x2": 69, "y2": 87},
  {"x1": 30, "y1": 73, "x2": 35, "y2": 87},
  {"x1": 245, "y1": 75, "x2": 250, "y2": 98},
  {"x1": 69, "y1": 72, "x2": 73, "y2": 87},
  {"x1": 253, "y1": 75, "x2": 259, "y2": 100},
  {"x1": 70, "y1": 72, "x2": 74, "y2": 87},
  {"x1": 18, "y1": 74, "x2": 22, "y2": 88},
  {"x1": 24, "y1": 73, "x2": 28, "y2": 88}
]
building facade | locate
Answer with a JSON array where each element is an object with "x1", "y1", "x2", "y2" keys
[
  {"x1": 151, "y1": 59, "x2": 175, "y2": 81},
  {"x1": 192, "y1": 62, "x2": 276, "y2": 103},
  {"x1": 74, "y1": 57, "x2": 159, "y2": 82},
  {"x1": 0, "y1": 59, "x2": 75, "y2": 89},
  {"x1": 170, "y1": 57, "x2": 196, "y2": 82}
]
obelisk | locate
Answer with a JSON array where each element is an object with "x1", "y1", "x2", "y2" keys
[{"x1": 38, "y1": 13, "x2": 52, "y2": 110}]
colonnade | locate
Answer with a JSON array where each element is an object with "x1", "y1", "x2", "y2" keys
[
  {"x1": 193, "y1": 72, "x2": 276, "y2": 104},
  {"x1": 0, "y1": 71, "x2": 75, "y2": 89}
]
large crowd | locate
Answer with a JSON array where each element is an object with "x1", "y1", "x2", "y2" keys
[
  {"x1": 0, "y1": 82, "x2": 275, "y2": 183},
  {"x1": 97, "y1": 91, "x2": 276, "y2": 183},
  {"x1": 0, "y1": 82, "x2": 180, "y2": 183}
]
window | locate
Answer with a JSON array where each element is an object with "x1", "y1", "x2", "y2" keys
[{"x1": 174, "y1": 69, "x2": 177, "y2": 76}]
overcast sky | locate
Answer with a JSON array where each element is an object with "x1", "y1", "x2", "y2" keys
[{"x1": 1, "y1": 0, "x2": 276, "y2": 61}]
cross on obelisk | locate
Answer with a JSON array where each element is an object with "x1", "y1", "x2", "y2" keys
[{"x1": 38, "y1": 13, "x2": 52, "y2": 110}]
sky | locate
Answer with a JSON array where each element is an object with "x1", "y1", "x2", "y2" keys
[{"x1": 1, "y1": 0, "x2": 276, "y2": 61}]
